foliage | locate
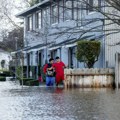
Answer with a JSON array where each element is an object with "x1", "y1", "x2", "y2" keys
[
  {"x1": 26, "y1": 80, "x2": 39, "y2": 86},
  {"x1": 16, "y1": 66, "x2": 23, "y2": 79},
  {"x1": 0, "y1": 70, "x2": 10, "y2": 76},
  {"x1": 0, "y1": 27, "x2": 24, "y2": 52},
  {"x1": 76, "y1": 40, "x2": 101, "y2": 68},
  {"x1": 19, "y1": 78, "x2": 39, "y2": 86},
  {"x1": 0, "y1": 77, "x2": 6, "y2": 81}
]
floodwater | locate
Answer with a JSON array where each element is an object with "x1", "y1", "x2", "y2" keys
[{"x1": 0, "y1": 80, "x2": 120, "y2": 120}]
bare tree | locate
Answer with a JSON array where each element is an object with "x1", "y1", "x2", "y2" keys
[
  {"x1": 0, "y1": 27, "x2": 24, "y2": 51},
  {"x1": 46, "y1": 0, "x2": 120, "y2": 42}
]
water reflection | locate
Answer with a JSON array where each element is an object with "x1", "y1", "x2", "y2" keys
[{"x1": 0, "y1": 81, "x2": 120, "y2": 120}]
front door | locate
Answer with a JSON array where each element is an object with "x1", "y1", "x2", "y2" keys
[
  {"x1": 68, "y1": 47, "x2": 73, "y2": 68},
  {"x1": 27, "y1": 53, "x2": 30, "y2": 78}
]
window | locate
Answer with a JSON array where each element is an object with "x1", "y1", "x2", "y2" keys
[
  {"x1": 27, "y1": 15, "x2": 33, "y2": 31},
  {"x1": 95, "y1": 0, "x2": 101, "y2": 10},
  {"x1": 64, "y1": 0, "x2": 72, "y2": 20},
  {"x1": 42, "y1": 7, "x2": 50, "y2": 27},
  {"x1": 88, "y1": 0, "x2": 94, "y2": 12},
  {"x1": 51, "y1": 5, "x2": 58, "y2": 24},
  {"x1": 36, "y1": 11, "x2": 42, "y2": 29},
  {"x1": 87, "y1": 0, "x2": 102, "y2": 13},
  {"x1": 59, "y1": 0, "x2": 63, "y2": 21},
  {"x1": 74, "y1": 0, "x2": 81, "y2": 21}
]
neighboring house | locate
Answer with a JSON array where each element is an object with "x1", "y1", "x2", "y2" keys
[
  {"x1": 16, "y1": 0, "x2": 105, "y2": 78},
  {"x1": 0, "y1": 49, "x2": 11, "y2": 70},
  {"x1": 104, "y1": 3, "x2": 120, "y2": 68}
]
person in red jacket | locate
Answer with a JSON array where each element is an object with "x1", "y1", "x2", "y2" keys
[{"x1": 53, "y1": 56, "x2": 66, "y2": 87}]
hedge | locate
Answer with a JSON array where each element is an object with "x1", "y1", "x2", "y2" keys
[
  {"x1": 19, "y1": 78, "x2": 39, "y2": 86},
  {"x1": 0, "y1": 70, "x2": 11, "y2": 77},
  {"x1": 19, "y1": 78, "x2": 34, "y2": 85},
  {"x1": 26, "y1": 80, "x2": 39, "y2": 86},
  {"x1": 0, "y1": 77, "x2": 6, "y2": 81}
]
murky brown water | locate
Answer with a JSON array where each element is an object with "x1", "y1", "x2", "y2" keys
[{"x1": 0, "y1": 80, "x2": 120, "y2": 120}]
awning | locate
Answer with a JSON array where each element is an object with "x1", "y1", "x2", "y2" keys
[
  {"x1": 64, "y1": 43, "x2": 77, "y2": 48},
  {"x1": 11, "y1": 46, "x2": 30, "y2": 54},
  {"x1": 25, "y1": 43, "x2": 47, "y2": 53},
  {"x1": 48, "y1": 46, "x2": 61, "y2": 51},
  {"x1": 27, "y1": 46, "x2": 46, "y2": 53}
]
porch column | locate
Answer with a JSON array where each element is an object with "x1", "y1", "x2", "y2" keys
[{"x1": 61, "y1": 46, "x2": 68, "y2": 65}]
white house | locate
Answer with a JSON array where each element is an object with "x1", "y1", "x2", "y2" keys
[
  {"x1": 0, "y1": 49, "x2": 11, "y2": 70},
  {"x1": 16, "y1": 0, "x2": 105, "y2": 78}
]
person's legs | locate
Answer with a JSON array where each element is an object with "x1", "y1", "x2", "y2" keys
[
  {"x1": 46, "y1": 77, "x2": 51, "y2": 86},
  {"x1": 56, "y1": 73, "x2": 65, "y2": 87},
  {"x1": 50, "y1": 77, "x2": 55, "y2": 86},
  {"x1": 56, "y1": 74, "x2": 61, "y2": 86}
]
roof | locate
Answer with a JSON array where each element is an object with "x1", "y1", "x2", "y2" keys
[{"x1": 16, "y1": 0, "x2": 50, "y2": 18}]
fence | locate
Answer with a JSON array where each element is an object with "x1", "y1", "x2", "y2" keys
[{"x1": 64, "y1": 68, "x2": 114, "y2": 88}]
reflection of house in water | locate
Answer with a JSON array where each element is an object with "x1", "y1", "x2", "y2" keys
[
  {"x1": 16, "y1": 0, "x2": 105, "y2": 78},
  {"x1": 0, "y1": 49, "x2": 11, "y2": 70}
]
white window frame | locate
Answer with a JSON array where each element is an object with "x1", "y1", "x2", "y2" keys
[
  {"x1": 51, "y1": 4, "x2": 58, "y2": 24},
  {"x1": 36, "y1": 10, "x2": 42, "y2": 29},
  {"x1": 27, "y1": 15, "x2": 33, "y2": 31},
  {"x1": 64, "y1": 0, "x2": 73, "y2": 21}
]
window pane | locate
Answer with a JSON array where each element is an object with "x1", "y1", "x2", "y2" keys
[
  {"x1": 38, "y1": 12, "x2": 41, "y2": 28},
  {"x1": 36, "y1": 11, "x2": 41, "y2": 29},
  {"x1": 65, "y1": 0, "x2": 72, "y2": 20},
  {"x1": 52, "y1": 5, "x2": 58, "y2": 24},
  {"x1": 74, "y1": 0, "x2": 81, "y2": 20},
  {"x1": 89, "y1": 0, "x2": 93, "y2": 12},
  {"x1": 28, "y1": 16, "x2": 33, "y2": 31}
]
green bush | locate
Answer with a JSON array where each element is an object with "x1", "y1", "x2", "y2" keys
[
  {"x1": 26, "y1": 80, "x2": 39, "y2": 86},
  {"x1": 76, "y1": 40, "x2": 101, "y2": 68},
  {"x1": 0, "y1": 77, "x2": 6, "y2": 81},
  {"x1": 19, "y1": 78, "x2": 34, "y2": 85},
  {"x1": 0, "y1": 70, "x2": 11, "y2": 77}
]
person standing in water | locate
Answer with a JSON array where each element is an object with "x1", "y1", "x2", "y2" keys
[
  {"x1": 53, "y1": 56, "x2": 66, "y2": 87},
  {"x1": 43, "y1": 58, "x2": 55, "y2": 86}
]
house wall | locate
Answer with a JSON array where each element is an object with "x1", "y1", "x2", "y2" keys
[
  {"x1": 22, "y1": 0, "x2": 105, "y2": 68},
  {"x1": 104, "y1": 3, "x2": 120, "y2": 68}
]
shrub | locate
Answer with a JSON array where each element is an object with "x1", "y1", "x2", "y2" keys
[
  {"x1": 26, "y1": 80, "x2": 39, "y2": 86},
  {"x1": 76, "y1": 40, "x2": 101, "y2": 68},
  {"x1": 0, "y1": 77, "x2": 6, "y2": 81},
  {"x1": 0, "y1": 70, "x2": 11, "y2": 77},
  {"x1": 16, "y1": 66, "x2": 23, "y2": 79},
  {"x1": 19, "y1": 78, "x2": 34, "y2": 85}
]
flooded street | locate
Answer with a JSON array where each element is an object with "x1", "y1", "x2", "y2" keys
[{"x1": 0, "y1": 81, "x2": 120, "y2": 120}]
